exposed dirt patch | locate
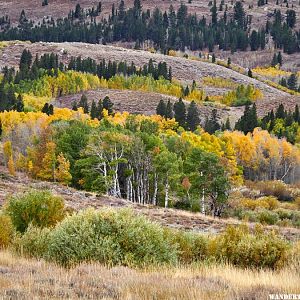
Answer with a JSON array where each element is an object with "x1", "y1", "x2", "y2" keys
[{"x1": 54, "y1": 87, "x2": 235, "y2": 124}]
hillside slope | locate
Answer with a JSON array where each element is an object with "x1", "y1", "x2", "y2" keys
[
  {"x1": 1, "y1": 167, "x2": 299, "y2": 241},
  {"x1": 1, "y1": 41, "x2": 299, "y2": 123}
]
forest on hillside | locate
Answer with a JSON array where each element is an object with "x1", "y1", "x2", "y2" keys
[{"x1": 0, "y1": 1, "x2": 300, "y2": 299}]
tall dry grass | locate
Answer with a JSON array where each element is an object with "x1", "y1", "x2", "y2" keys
[{"x1": 0, "y1": 251, "x2": 299, "y2": 300}]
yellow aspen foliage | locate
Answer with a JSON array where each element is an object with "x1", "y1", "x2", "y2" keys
[
  {"x1": 3, "y1": 140, "x2": 13, "y2": 164},
  {"x1": 202, "y1": 77, "x2": 238, "y2": 89},
  {"x1": 28, "y1": 160, "x2": 34, "y2": 175},
  {"x1": 16, "y1": 153, "x2": 27, "y2": 171},
  {"x1": 102, "y1": 109, "x2": 109, "y2": 119},
  {"x1": 37, "y1": 142, "x2": 56, "y2": 181},
  {"x1": 55, "y1": 153, "x2": 72, "y2": 185},
  {"x1": 168, "y1": 50, "x2": 177, "y2": 57},
  {"x1": 8, "y1": 155, "x2": 16, "y2": 176}
]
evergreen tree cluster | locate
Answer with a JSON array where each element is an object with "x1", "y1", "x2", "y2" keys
[
  {"x1": 156, "y1": 98, "x2": 200, "y2": 131},
  {"x1": 204, "y1": 109, "x2": 222, "y2": 134},
  {"x1": 260, "y1": 103, "x2": 300, "y2": 143},
  {"x1": 0, "y1": 15, "x2": 10, "y2": 30},
  {"x1": 234, "y1": 103, "x2": 300, "y2": 144},
  {"x1": 0, "y1": 49, "x2": 174, "y2": 113},
  {"x1": 0, "y1": 82, "x2": 24, "y2": 112},
  {"x1": 271, "y1": 51, "x2": 283, "y2": 66},
  {"x1": 1, "y1": 1, "x2": 299, "y2": 53},
  {"x1": 279, "y1": 73, "x2": 300, "y2": 92},
  {"x1": 257, "y1": 0, "x2": 268, "y2": 7},
  {"x1": 41, "y1": 102, "x2": 54, "y2": 115},
  {"x1": 68, "y1": 56, "x2": 172, "y2": 81},
  {"x1": 268, "y1": 9, "x2": 299, "y2": 54},
  {"x1": 72, "y1": 94, "x2": 114, "y2": 120},
  {"x1": 235, "y1": 104, "x2": 258, "y2": 134}
]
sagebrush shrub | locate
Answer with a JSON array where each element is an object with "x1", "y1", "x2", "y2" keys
[
  {"x1": 46, "y1": 209, "x2": 178, "y2": 267},
  {"x1": 5, "y1": 190, "x2": 65, "y2": 233},
  {"x1": 256, "y1": 209, "x2": 279, "y2": 225},
  {"x1": 13, "y1": 225, "x2": 51, "y2": 258},
  {"x1": 171, "y1": 230, "x2": 209, "y2": 263},
  {"x1": 209, "y1": 225, "x2": 289, "y2": 269},
  {"x1": 0, "y1": 212, "x2": 14, "y2": 248}
]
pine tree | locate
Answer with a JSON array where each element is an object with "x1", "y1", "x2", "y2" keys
[
  {"x1": 72, "y1": 101, "x2": 78, "y2": 111},
  {"x1": 250, "y1": 30, "x2": 259, "y2": 51},
  {"x1": 271, "y1": 53, "x2": 278, "y2": 66},
  {"x1": 212, "y1": 53, "x2": 216, "y2": 63},
  {"x1": 233, "y1": 1, "x2": 246, "y2": 28},
  {"x1": 227, "y1": 57, "x2": 231, "y2": 67},
  {"x1": 204, "y1": 109, "x2": 220, "y2": 134},
  {"x1": 211, "y1": 0, "x2": 218, "y2": 25},
  {"x1": 276, "y1": 103, "x2": 286, "y2": 119},
  {"x1": 186, "y1": 101, "x2": 200, "y2": 131},
  {"x1": 225, "y1": 117, "x2": 231, "y2": 130},
  {"x1": 42, "y1": 103, "x2": 49, "y2": 114},
  {"x1": 103, "y1": 96, "x2": 114, "y2": 115},
  {"x1": 79, "y1": 94, "x2": 89, "y2": 114},
  {"x1": 173, "y1": 98, "x2": 186, "y2": 127},
  {"x1": 293, "y1": 104, "x2": 300, "y2": 123},
  {"x1": 165, "y1": 99, "x2": 174, "y2": 119},
  {"x1": 15, "y1": 94, "x2": 24, "y2": 112},
  {"x1": 277, "y1": 51, "x2": 283, "y2": 66},
  {"x1": 287, "y1": 73, "x2": 298, "y2": 91},
  {"x1": 90, "y1": 100, "x2": 98, "y2": 119},
  {"x1": 48, "y1": 104, "x2": 54, "y2": 115},
  {"x1": 156, "y1": 99, "x2": 167, "y2": 117},
  {"x1": 96, "y1": 99, "x2": 103, "y2": 120},
  {"x1": 248, "y1": 68, "x2": 253, "y2": 77},
  {"x1": 235, "y1": 104, "x2": 258, "y2": 134},
  {"x1": 286, "y1": 9, "x2": 296, "y2": 28}
]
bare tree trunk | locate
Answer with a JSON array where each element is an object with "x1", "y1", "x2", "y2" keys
[
  {"x1": 152, "y1": 173, "x2": 158, "y2": 206},
  {"x1": 164, "y1": 176, "x2": 169, "y2": 208},
  {"x1": 201, "y1": 186, "x2": 205, "y2": 215}
]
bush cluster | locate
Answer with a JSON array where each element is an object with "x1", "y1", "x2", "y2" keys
[
  {"x1": 210, "y1": 225, "x2": 288, "y2": 269},
  {"x1": 11, "y1": 207, "x2": 291, "y2": 270},
  {"x1": 4, "y1": 190, "x2": 65, "y2": 233},
  {"x1": 0, "y1": 211, "x2": 14, "y2": 248},
  {"x1": 3, "y1": 190, "x2": 294, "y2": 270}
]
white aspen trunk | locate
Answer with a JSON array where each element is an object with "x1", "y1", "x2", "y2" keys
[
  {"x1": 164, "y1": 176, "x2": 169, "y2": 208},
  {"x1": 201, "y1": 186, "x2": 205, "y2": 215},
  {"x1": 140, "y1": 175, "x2": 144, "y2": 204},
  {"x1": 152, "y1": 173, "x2": 158, "y2": 206}
]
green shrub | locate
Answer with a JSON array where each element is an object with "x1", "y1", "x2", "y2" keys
[
  {"x1": 236, "y1": 209, "x2": 259, "y2": 222},
  {"x1": 13, "y1": 225, "x2": 51, "y2": 259},
  {"x1": 9, "y1": 206, "x2": 291, "y2": 270},
  {"x1": 171, "y1": 231, "x2": 209, "y2": 263},
  {"x1": 274, "y1": 209, "x2": 300, "y2": 227},
  {"x1": 210, "y1": 225, "x2": 289, "y2": 269},
  {"x1": 256, "y1": 209, "x2": 279, "y2": 225},
  {"x1": 0, "y1": 212, "x2": 14, "y2": 248},
  {"x1": 46, "y1": 209, "x2": 178, "y2": 267},
  {"x1": 275, "y1": 208, "x2": 294, "y2": 220},
  {"x1": 4, "y1": 190, "x2": 65, "y2": 233}
]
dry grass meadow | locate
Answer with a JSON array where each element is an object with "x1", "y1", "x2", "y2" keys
[{"x1": 0, "y1": 250, "x2": 299, "y2": 300}]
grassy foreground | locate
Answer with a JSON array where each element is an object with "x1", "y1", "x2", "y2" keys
[{"x1": 0, "y1": 251, "x2": 299, "y2": 300}]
